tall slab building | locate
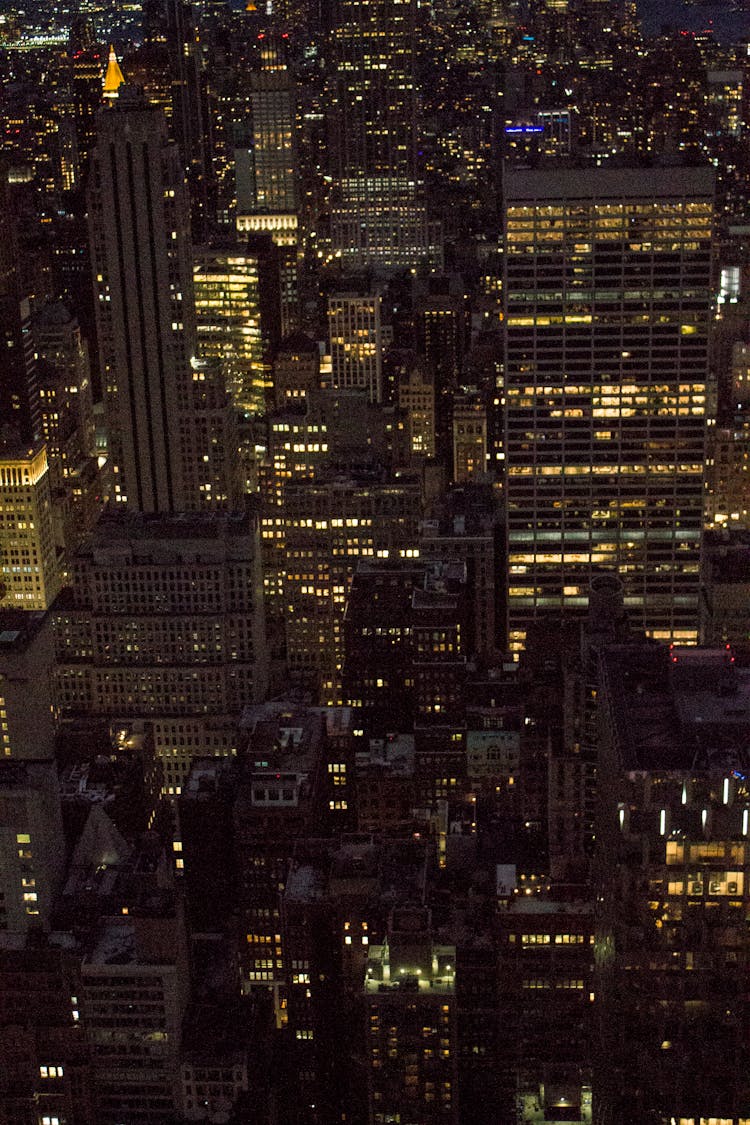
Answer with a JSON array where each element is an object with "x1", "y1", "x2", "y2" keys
[
  {"x1": 87, "y1": 88, "x2": 239, "y2": 514},
  {"x1": 502, "y1": 164, "x2": 714, "y2": 654}
]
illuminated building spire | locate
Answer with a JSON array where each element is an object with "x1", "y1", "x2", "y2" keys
[{"x1": 102, "y1": 44, "x2": 125, "y2": 101}]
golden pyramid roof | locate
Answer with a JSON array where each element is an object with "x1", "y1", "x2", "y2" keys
[{"x1": 102, "y1": 45, "x2": 125, "y2": 99}]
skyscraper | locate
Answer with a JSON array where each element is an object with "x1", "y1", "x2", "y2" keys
[
  {"x1": 0, "y1": 445, "x2": 61, "y2": 611},
  {"x1": 327, "y1": 292, "x2": 383, "y2": 403},
  {"x1": 88, "y1": 89, "x2": 237, "y2": 513},
  {"x1": 235, "y1": 35, "x2": 301, "y2": 334},
  {"x1": 70, "y1": 19, "x2": 106, "y2": 176},
  {"x1": 0, "y1": 174, "x2": 37, "y2": 446},
  {"x1": 236, "y1": 34, "x2": 298, "y2": 218},
  {"x1": 503, "y1": 164, "x2": 713, "y2": 654},
  {"x1": 364, "y1": 906, "x2": 458, "y2": 1125},
  {"x1": 193, "y1": 244, "x2": 276, "y2": 418},
  {"x1": 165, "y1": 0, "x2": 209, "y2": 228},
  {"x1": 328, "y1": 0, "x2": 441, "y2": 270}
]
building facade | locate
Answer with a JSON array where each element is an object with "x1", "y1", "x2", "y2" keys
[
  {"x1": 503, "y1": 164, "x2": 713, "y2": 654},
  {"x1": 88, "y1": 89, "x2": 236, "y2": 513},
  {"x1": 54, "y1": 510, "x2": 268, "y2": 793},
  {"x1": 0, "y1": 445, "x2": 61, "y2": 611},
  {"x1": 328, "y1": 0, "x2": 440, "y2": 270}
]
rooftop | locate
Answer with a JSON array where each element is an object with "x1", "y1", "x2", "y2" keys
[
  {"x1": 364, "y1": 942, "x2": 456, "y2": 995},
  {"x1": 601, "y1": 644, "x2": 750, "y2": 774},
  {"x1": 88, "y1": 918, "x2": 137, "y2": 966},
  {"x1": 90, "y1": 508, "x2": 252, "y2": 545},
  {"x1": 0, "y1": 608, "x2": 49, "y2": 655},
  {"x1": 356, "y1": 734, "x2": 415, "y2": 777},
  {"x1": 284, "y1": 862, "x2": 327, "y2": 903}
]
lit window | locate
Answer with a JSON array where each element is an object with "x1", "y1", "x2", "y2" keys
[{"x1": 39, "y1": 1065, "x2": 63, "y2": 1079}]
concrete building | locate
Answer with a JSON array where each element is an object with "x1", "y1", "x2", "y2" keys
[
  {"x1": 594, "y1": 643, "x2": 750, "y2": 1123},
  {"x1": 497, "y1": 889, "x2": 594, "y2": 1125},
  {"x1": 272, "y1": 332, "x2": 320, "y2": 409},
  {"x1": 0, "y1": 760, "x2": 65, "y2": 934},
  {"x1": 0, "y1": 931, "x2": 95, "y2": 1125},
  {"x1": 701, "y1": 531, "x2": 750, "y2": 648},
  {"x1": 0, "y1": 444, "x2": 61, "y2": 611},
  {"x1": 420, "y1": 484, "x2": 501, "y2": 664},
  {"x1": 328, "y1": 0, "x2": 440, "y2": 270},
  {"x1": 54, "y1": 510, "x2": 268, "y2": 793},
  {"x1": 365, "y1": 906, "x2": 458, "y2": 1125},
  {"x1": 82, "y1": 897, "x2": 190, "y2": 1124},
  {"x1": 233, "y1": 704, "x2": 327, "y2": 1020},
  {"x1": 0, "y1": 608, "x2": 56, "y2": 761},
  {"x1": 328, "y1": 293, "x2": 384, "y2": 404},
  {"x1": 283, "y1": 468, "x2": 422, "y2": 703},
  {"x1": 88, "y1": 88, "x2": 237, "y2": 513},
  {"x1": 398, "y1": 364, "x2": 436, "y2": 460},
  {"x1": 452, "y1": 396, "x2": 488, "y2": 484}
]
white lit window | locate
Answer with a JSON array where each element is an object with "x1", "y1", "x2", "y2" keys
[{"x1": 39, "y1": 1065, "x2": 63, "y2": 1079}]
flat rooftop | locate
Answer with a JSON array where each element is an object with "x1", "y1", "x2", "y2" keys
[
  {"x1": 0, "y1": 609, "x2": 49, "y2": 654},
  {"x1": 601, "y1": 644, "x2": 750, "y2": 774},
  {"x1": 90, "y1": 508, "x2": 252, "y2": 544}
]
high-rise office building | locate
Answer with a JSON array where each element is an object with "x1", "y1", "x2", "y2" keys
[
  {"x1": 503, "y1": 164, "x2": 713, "y2": 654},
  {"x1": 165, "y1": 0, "x2": 209, "y2": 229},
  {"x1": 88, "y1": 89, "x2": 237, "y2": 514},
  {"x1": 193, "y1": 244, "x2": 278, "y2": 418},
  {"x1": 327, "y1": 293, "x2": 383, "y2": 403},
  {"x1": 0, "y1": 759, "x2": 66, "y2": 934},
  {"x1": 33, "y1": 303, "x2": 105, "y2": 554},
  {"x1": 0, "y1": 934, "x2": 96, "y2": 1124},
  {"x1": 328, "y1": 0, "x2": 441, "y2": 270},
  {"x1": 421, "y1": 484, "x2": 501, "y2": 664},
  {"x1": 81, "y1": 880, "x2": 190, "y2": 1123},
  {"x1": 0, "y1": 609, "x2": 56, "y2": 761},
  {"x1": 0, "y1": 445, "x2": 61, "y2": 611},
  {"x1": 33, "y1": 304, "x2": 96, "y2": 482},
  {"x1": 498, "y1": 889, "x2": 594, "y2": 1125},
  {"x1": 234, "y1": 703, "x2": 327, "y2": 1021},
  {"x1": 272, "y1": 333, "x2": 320, "y2": 409},
  {"x1": 70, "y1": 20, "x2": 105, "y2": 176},
  {"x1": 284, "y1": 469, "x2": 422, "y2": 703},
  {"x1": 235, "y1": 35, "x2": 301, "y2": 334},
  {"x1": 398, "y1": 365, "x2": 436, "y2": 460},
  {"x1": 452, "y1": 396, "x2": 488, "y2": 483},
  {"x1": 236, "y1": 35, "x2": 298, "y2": 218}
]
